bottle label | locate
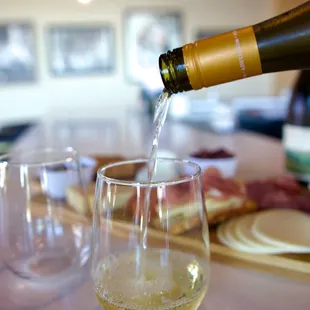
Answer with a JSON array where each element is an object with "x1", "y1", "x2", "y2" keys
[
  {"x1": 183, "y1": 26, "x2": 263, "y2": 90},
  {"x1": 283, "y1": 124, "x2": 310, "y2": 181}
]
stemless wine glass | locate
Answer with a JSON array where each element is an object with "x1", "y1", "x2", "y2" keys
[
  {"x1": 92, "y1": 158, "x2": 210, "y2": 310},
  {"x1": 0, "y1": 147, "x2": 91, "y2": 283}
]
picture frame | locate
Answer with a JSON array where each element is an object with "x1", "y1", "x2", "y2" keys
[
  {"x1": 0, "y1": 22, "x2": 36, "y2": 85},
  {"x1": 47, "y1": 24, "x2": 115, "y2": 76},
  {"x1": 124, "y1": 9, "x2": 183, "y2": 85}
]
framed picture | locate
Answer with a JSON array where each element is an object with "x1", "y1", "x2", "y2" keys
[
  {"x1": 0, "y1": 22, "x2": 36, "y2": 85},
  {"x1": 124, "y1": 9, "x2": 183, "y2": 85},
  {"x1": 47, "y1": 25, "x2": 114, "y2": 76}
]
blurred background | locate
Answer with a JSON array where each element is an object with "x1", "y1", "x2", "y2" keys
[{"x1": 0, "y1": 0, "x2": 307, "y2": 150}]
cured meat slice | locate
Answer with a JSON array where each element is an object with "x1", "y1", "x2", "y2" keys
[
  {"x1": 202, "y1": 167, "x2": 246, "y2": 198},
  {"x1": 273, "y1": 175, "x2": 301, "y2": 195},
  {"x1": 245, "y1": 175, "x2": 309, "y2": 213}
]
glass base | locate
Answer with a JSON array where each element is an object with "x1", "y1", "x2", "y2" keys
[
  {"x1": 26, "y1": 252, "x2": 73, "y2": 277},
  {"x1": 0, "y1": 262, "x2": 89, "y2": 310},
  {"x1": 5, "y1": 248, "x2": 89, "y2": 283}
]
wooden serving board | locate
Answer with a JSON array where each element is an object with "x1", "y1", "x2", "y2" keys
[
  {"x1": 30, "y1": 191, "x2": 310, "y2": 283},
  {"x1": 166, "y1": 224, "x2": 309, "y2": 283},
  {"x1": 208, "y1": 230, "x2": 310, "y2": 282}
]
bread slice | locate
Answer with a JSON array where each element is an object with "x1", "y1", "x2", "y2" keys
[
  {"x1": 127, "y1": 173, "x2": 257, "y2": 235},
  {"x1": 91, "y1": 154, "x2": 137, "y2": 179},
  {"x1": 66, "y1": 183, "x2": 95, "y2": 216},
  {"x1": 152, "y1": 213, "x2": 202, "y2": 235},
  {"x1": 66, "y1": 176, "x2": 257, "y2": 235},
  {"x1": 151, "y1": 198, "x2": 257, "y2": 235},
  {"x1": 30, "y1": 179, "x2": 43, "y2": 196},
  {"x1": 206, "y1": 198, "x2": 257, "y2": 225},
  {"x1": 66, "y1": 182, "x2": 134, "y2": 215}
]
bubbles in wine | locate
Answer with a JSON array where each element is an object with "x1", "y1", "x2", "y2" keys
[{"x1": 95, "y1": 249, "x2": 208, "y2": 310}]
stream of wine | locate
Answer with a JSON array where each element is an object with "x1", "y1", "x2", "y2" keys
[{"x1": 142, "y1": 89, "x2": 171, "y2": 249}]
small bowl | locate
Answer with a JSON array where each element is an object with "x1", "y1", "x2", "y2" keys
[
  {"x1": 43, "y1": 156, "x2": 97, "y2": 199},
  {"x1": 188, "y1": 156, "x2": 237, "y2": 178}
]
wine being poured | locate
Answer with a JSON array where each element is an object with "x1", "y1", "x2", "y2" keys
[
  {"x1": 92, "y1": 90, "x2": 210, "y2": 310},
  {"x1": 142, "y1": 89, "x2": 171, "y2": 248}
]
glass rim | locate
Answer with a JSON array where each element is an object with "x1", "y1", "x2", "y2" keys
[
  {"x1": 97, "y1": 158, "x2": 202, "y2": 187},
  {"x1": 0, "y1": 146, "x2": 79, "y2": 168}
]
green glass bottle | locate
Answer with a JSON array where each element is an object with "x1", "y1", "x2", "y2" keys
[
  {"x1": 283, "y1": 70, "x2": 310, "y2": 182},
  {"x1": 159, "y1": 1, "x2": 310, "y2": 94}
]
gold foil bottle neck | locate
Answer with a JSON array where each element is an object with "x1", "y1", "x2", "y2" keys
[{"x1": 183, "y1": 26, "x2": 263, "y2": 90}]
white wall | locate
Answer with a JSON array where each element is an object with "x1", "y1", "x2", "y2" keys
[{"x1": 0, "y1": 0, "x2": 275, "y2": 123}]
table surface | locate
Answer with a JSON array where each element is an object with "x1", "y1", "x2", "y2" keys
[
  {"x1": 13, "y1": 112, "x2": 285, "y2": 181},
  {"x1": 4, "y1": 113, "x2": 310, "y2": 310}
]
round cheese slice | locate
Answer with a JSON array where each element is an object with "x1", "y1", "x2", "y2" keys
[
  {"x1": 216, "y1": 221, "x2": 231, "y2": 247},
  {"x1": 235, "y1": 214, "x2": 296, "y2": 254},
  {"x1": 217, "y1": 218, "x2": 279, "y2": 254},
  {"x1": 252, "y1": 209, "x2": 310, "y2": 251},
  {"x1": 224, "y1": 219, "x2": 261, "y2": 253}
]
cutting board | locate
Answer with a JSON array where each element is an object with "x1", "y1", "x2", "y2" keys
[
  {"x1": 31, "y1": 187, "x2": 310, "y2": 283},
  {"x1": 102, "y1": 217, "x2": 310, "y2": 282},
  {"x1": 208, "y1": 231, "x2": 310, "y2": 282}
]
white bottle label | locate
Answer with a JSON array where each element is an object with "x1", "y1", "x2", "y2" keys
[{"x1": 283, "y1": 124, "x2": 310, "y2": 181}]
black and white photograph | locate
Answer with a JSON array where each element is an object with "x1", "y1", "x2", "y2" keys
[
  {"x1": 124, "y1": 10, "x2": 183, "y2": 85},
  {"x1": 47, "y1": 25, "x2": 114, "y2": 76},
  {"x1": 0, "y1": 22, "x2": 36, "y2": 85}
]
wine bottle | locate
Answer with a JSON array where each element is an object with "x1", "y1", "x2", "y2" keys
[
  {"x1": 283, "y1": 70, "x2": 310, "y2": 182},
  {"x1": 159, "y1": 1, "x2": 310, "y2": 94}
]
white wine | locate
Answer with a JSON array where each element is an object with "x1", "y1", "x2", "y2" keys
[
  {"x1": 142, "y1": 90, "x2": 171, "y2": 249},
  {"x1": 94, "y1": 249, "x2": 209, "y2": 310}
]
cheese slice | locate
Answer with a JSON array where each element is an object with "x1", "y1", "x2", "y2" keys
[
  {"x1": 216, "y1": 214, "x2": 310, "y2": 254},
  {"x1": 235, "y1": 214, "x2": 296, "y2": 254},
  {"x1": 217, "y1": 219, "x2": 258, "y2": 253},
  {"x1": 252, "y1": 209, "x2": 310, "y2": 251},
  {"x1": 217, "y1": 219, "x2": 273, "y2": 254},
  {"x1": 216, "y1": 221, "x2": 231, "y2": 247}
]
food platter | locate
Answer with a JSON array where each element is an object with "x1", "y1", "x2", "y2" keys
[{"x1": 30, "y1": 153, "x2": 310, "y2": 282}]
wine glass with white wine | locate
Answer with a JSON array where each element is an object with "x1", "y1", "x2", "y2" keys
[{"x1": 92, "y1": 158, "x2": 210, "y2": 310}]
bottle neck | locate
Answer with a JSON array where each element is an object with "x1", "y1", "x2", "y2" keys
[
  {"x1": 159, "y1": 1, "x2": 310, "y2": 94},
  {"x1": 159, "y1": 48, "x2": 192, "y2": 94},
  {"x1": 253, "y1": 1, "x2": 310, "y2": 74},
  {"x1": 182, "y1": 26, "x2": 262, "y2": 90}
]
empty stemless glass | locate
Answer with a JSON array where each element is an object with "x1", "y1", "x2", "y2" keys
[
  {"x1": 92, "y1": 158, "x2": 210, "y2": 310},
  {"x1": 0, "y1": 148, "x2": 91, "y2": 283}
]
